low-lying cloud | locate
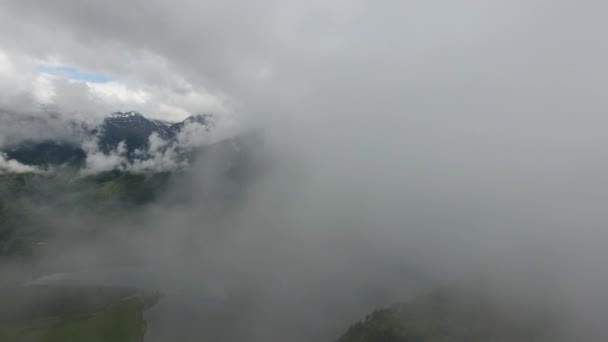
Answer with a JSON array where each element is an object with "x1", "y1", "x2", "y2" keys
[{"x1": 0, "y1": 153, "x2": 40, "y2": 173}]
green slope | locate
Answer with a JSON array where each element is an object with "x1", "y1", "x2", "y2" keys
[
  {"x1": 0, "y1": 286, "x2": 160, "y2": 342},
  {"x1": 0, "y1": 170, "x2": 172, "y2": 257},
  {"x1": 337, "y1": 289, "x2": 555, "y2": 342}
]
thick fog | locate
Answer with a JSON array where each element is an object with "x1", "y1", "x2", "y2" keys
[{"x1": 2, "y1": 1, "x2": 608, "y2": 341}]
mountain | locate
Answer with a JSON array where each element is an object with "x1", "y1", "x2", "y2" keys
[
  {"x1": 1, "y1": 111, "x2": 221, "y2": 167},
  {"x1": 0, "y1": 111, "x2": 261, "y2": 257},
  {"x1": 168, "y1": 114, "x2": 213, "y2": 133},
  {"x1": 97, "y1": 111, "x2": 173, "y2": 154},
  {"x1": 153, "y1": 119, "x2": 173, "y2": 128},
  {"x1": 96, "y1": 111, "x2": 215, "y2": 155},
  {"x1": 3, "y1": 141, "x2": 86, "y2": 167}
]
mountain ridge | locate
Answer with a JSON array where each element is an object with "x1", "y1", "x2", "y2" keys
[{"x1": 2, "y1": 111, "x2": 221, "y2": 170}]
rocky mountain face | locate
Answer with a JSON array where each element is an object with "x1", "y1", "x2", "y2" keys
[
  {"x1": 4, "y1": 141, "x2": 86, "y2": 166},
  {"x1": 96, "y1": 111, "x2": 172, "y2": 153},
  {"x1": 97, "y1": 111, "x2": 216, "y2": 154}
]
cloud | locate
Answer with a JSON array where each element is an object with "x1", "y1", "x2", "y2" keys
[
  {"x1": 0, "y1": 47, "x2": 228, "y2": 125},
  {"x1": 2, "y1": 0, "x2": 608, "y2": 340},
  {"x1": 81, "y1": 138, "x2": 128, "y2": 174},
  {"x1": 0, "y1": 153, "x2": 40, "y2": 173},
  {"x1": 127, "y1": 133, "x2": 187, "y2": 173}
]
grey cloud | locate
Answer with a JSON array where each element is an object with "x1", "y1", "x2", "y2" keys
[
  {"x1": 2, "y1": 0, "x2": 608, "y2": 340},
  {"x1": 0, "y1": 109, "x2": 90, "y2": 146}
]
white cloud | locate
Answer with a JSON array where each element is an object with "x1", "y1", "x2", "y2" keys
[
  {"x1": 128, "y1": 133, "x2": 187, "y2": 173},
  {"x1": 32, "y1": 73, "x2": 56, "y2": 103},
  {"x1": 87, "y1": 81, "x2": 149, "y2": 104},
  {"x1": 0, "y1": 48, "x2": 230, "y2": 124},
  {"x1": 176, "y1": 115, "x2": 241, "y2": 146},
  {"x1": 0, "y1": 153, "x2": 41, "y2": 173},
  {"x1": 81, "y1": 138, "x2": 127, "y2": 174}
]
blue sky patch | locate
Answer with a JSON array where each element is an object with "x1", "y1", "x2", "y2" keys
[{"x1": 37, "y1": 64, "x2": 112, "y2": 83}]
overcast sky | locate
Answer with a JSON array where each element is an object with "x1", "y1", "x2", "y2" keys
[{"x1": 1, "y1": 1, "x2": 606, "y2": 124}]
